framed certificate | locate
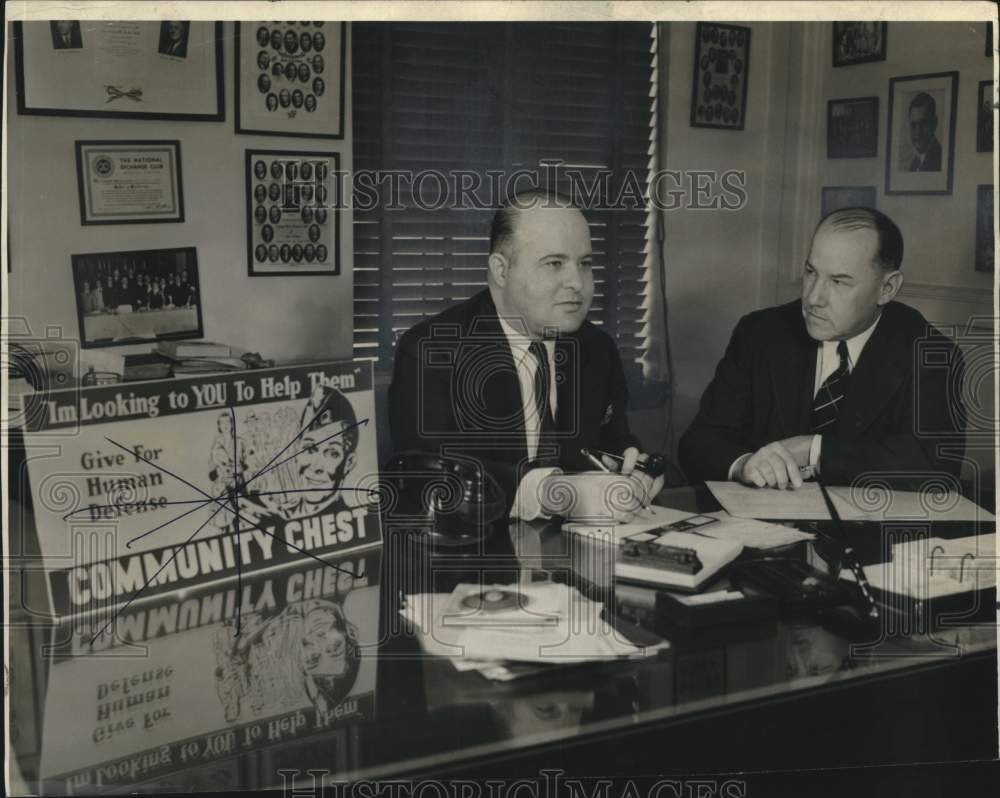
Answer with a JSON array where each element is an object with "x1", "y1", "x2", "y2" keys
[
  {"x1": 235, "y1": 21, "x2": 346, "y2": 139},
  {"x1": 246, "y1": 149, "x2": 341, "y2": 276},
  {"x1": 13, "y1": 21, "x2": 224, "y2": 121},
  {"x1": 75, "y1": 140, "x2": 185, "y2": 225}
]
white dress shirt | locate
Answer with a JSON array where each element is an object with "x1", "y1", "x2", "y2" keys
[
  {"x1": 496, "y1": 315, "x2": 560, "y2": 520},
  {"x1": 729, "y1": 313, "x2": 882, "y2": 480}
]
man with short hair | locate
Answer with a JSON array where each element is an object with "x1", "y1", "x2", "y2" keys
[
  {"x1": 389, "y1": 190, "x2": 664, "y2": 520},
  {"x1": 907, "y1": 92, "x2": 943, "y2": 172},
  {"x1": 680, "y1": 207, "x2": 964, "y2": 489}
]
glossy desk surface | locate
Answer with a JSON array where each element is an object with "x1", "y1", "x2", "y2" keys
[{"x1": 8, "y1": 487, "x2": 997, "y2": 793}]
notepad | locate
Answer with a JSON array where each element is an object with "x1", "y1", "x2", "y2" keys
[
  {"x1": 706, "y1": 481, "x2": 995, "y2": 523},
  {"x1": 841, "y1": 534, "x2": 997, "y2": 599}
]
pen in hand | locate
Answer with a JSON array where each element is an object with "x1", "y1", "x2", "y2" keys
[{"x1": 580, "y1": 448, "x2": 654, "y2": 517}]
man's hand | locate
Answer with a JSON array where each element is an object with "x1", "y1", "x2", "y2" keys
[
  {"x1": 736, "y1": 437, "x2": 811, "y2": 489},
  {"x1": 602, "y1": 446, "x2": 665, "y2": 509},
  {"x1": 538, "y1": 471, "x2": 644, "y2": 523}
]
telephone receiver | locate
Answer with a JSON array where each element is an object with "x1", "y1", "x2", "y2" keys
[{"x1": 381, "y1": 452, "x2": 506, "y2": 545}]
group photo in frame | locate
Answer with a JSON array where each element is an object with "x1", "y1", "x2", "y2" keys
[
  {"x1": 14, "y1": 21, "x2": 224, "y2": 120},
  {"x1": 827, "y1": 97, "x2": 879, "y2": 158},
  {"x1": 71, "y1": 246, "x2": 203, "y2": 348},
  {"x1": 689, "y1": 22, "x2": 750, "y2": 131},
  {"x1": 235, "y1": 21, "x2": 346, "y2": 138},
  {"x1": 832, "y1": 22, "x2": 887, "y2": 67},
  {"x1": 75, "y1": 140, "x2": 184, "y2": 225},
  {"x1": 885, "y1": 71, "x2": 959, "y2": 195},
  {"x1": 246, "y1": 149, "x2": 341, "y2": 276}
]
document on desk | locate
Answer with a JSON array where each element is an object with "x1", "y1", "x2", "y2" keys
[
  {"x1": 706, "y1": 481, "x2": 995, "y2": 523},
  {"x1": 400, "y1": 582, "x2": 668, "y2": 668},
  {"x1": 700, "y1": 512, "x2": 815, "y2": 549},
  {"x1": 840, "y1": 534, "x2": 997, "y2": 599}
]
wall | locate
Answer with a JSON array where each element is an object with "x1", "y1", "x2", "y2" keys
[
  {"x1": 659, "y1": 21, "x2": 794, "y2": 456},
  {"x1": 5, "y1": 21, "x2": 354, "y2": 370}
]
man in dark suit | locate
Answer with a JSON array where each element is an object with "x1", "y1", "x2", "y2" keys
[
  {"x1": 907, "y1": 92, "x2": 943, "y2": 172},
  {"x1": 389, "y1": 191, "x2": 664, "y2": 519},
  {"x1": 50, "y1": 21, "x2": 83, "y2": 49},
  {"x1": 680, "y1": 207, "x2": 964, "y2": 490}
]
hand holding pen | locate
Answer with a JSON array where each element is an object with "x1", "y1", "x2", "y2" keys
[{"x1": 581, "y1": 447, "x2": 666, "y2": 516}]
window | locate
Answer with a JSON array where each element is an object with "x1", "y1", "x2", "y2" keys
[{"x1": 352, "y1": 22, "x2": 657, "y2": 384}]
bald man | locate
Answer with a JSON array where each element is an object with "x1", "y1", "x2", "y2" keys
[
  {"x1": 680, "y1": 207, "x2": 965, "y2": 489},
  {"x1": 389, "y1": 190, "x2": 663, "y2": 520}
]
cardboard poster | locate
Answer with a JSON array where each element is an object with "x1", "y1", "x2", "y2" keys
[
  {"x1": 39, "y1": 549, "x2": 380, "y2": 789},
  {"x1": 21, "y1": 360, "x2": 382, "y2": 618}
]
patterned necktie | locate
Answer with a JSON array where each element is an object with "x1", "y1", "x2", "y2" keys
[
  {"x1": 811, "y1": 340, "x2": 850, "y2": 432},
  {"x1": 528, "y1": 341, "x2": 558, "y2": 465}
]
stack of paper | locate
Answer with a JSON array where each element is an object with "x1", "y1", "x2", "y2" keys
[
  {"x1": 400, "y1": 582, "x2": 667, "y2": 679},
  {"x1": 706, "y1": 481, "x2": 995, "y2": 523}
]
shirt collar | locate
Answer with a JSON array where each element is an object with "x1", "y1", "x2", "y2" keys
[
  {"x1": 824, "y1": 312, "x2": 881, "y2": 371},
  {"x1": 497, "y1": 314, "x2": 555, "y2": 359}
]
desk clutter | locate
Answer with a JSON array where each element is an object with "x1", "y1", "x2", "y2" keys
[{"x1": 399, "y1": 582, "x2": 669, "y2": 681}]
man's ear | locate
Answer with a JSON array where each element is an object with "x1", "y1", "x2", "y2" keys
[
  {"x1": 877, "y1": 270, "x2": 903, "y2": 305},
  {"x1": 344, "y1": 452, "x2": 356, "y2": 474},
  {"x1": 487, "y1": 252, "x2": 509, "y2": 287}
]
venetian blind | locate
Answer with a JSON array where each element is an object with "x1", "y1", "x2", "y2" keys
[{"x1": 352, "y1": 22, "x2": 657, "y2": 382}]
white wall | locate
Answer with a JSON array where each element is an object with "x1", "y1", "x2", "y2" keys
[
  {"x1": 5, "y1": 22, "x2": 354, "y2": 369},
  {"x1": 659, "y1": 21, "x2": 793, "y2": 454}
]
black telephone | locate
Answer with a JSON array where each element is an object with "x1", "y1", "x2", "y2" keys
[{"x1": 381, "y1": 452, "x2": 506, "y2": 545}]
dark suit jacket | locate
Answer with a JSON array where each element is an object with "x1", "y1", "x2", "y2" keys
[
  {"x1": 679, "y1": 300, "x2": 965, "y2": 487},
  {"x1": 389, "y1": 289, "x2": 640, "y2": 510},
  {"x1": 910, "y1": 137, "x2": 942, "y2": 172}
]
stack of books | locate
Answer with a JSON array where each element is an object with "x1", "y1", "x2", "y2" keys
[{"x1": 153, "y1": 341, "x2": 247, "y2": 375}]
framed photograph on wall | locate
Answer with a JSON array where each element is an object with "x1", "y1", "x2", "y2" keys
[
  {"x1": 975, "y1": 185, "x2": 994, "y2": 273},
  {"x1": 75, "y1": 140, "x2": 184, "y2": 225},
  {"x1": 71, "y1": 247, "x2": 203, "y2": 348},
  {"x1": 977, "y1": 80, "x2": 993, "y2": 153},
  {"x1": 827, "y1": 97, "x2": 879, "y2": 158},
  {"x1": 885, "y1": 71, "x2": 958, "y2": 195},
  {"x1": 246, "y1": 150, "x2": 341, "y2": 276},
  {"x1": 235, "y1": 22, "x2": 346, "y2": 139},
  {"x1": 832, "y1": 22, "x2": 887, "y2": 67},
  {"x1": 690, "y1": 23, "x2": 751, "y2": 131},
  {"x1": 821, "y1": 186, "x2": 876, "y2": 218},
  {"x1": 13, "y1": 21, "x2": 223, "y2": 120}
]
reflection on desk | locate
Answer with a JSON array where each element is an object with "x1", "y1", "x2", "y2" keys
[{"x1": 8, "y1": 487, "x2": 998, "y2": 792}]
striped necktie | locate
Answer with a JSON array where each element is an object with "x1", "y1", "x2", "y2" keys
[
  {"x1": 811, "y1": 340, "x2": 850, "y2": 433},
  {"x1": 528, "y1": 341, "x2": 558, "y2": 465}
]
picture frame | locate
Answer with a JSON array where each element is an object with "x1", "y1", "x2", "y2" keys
[
  {"x1": 821, "y1": 186, "x2": 877, "y2": 218},
  {"x1": 827, "y1": 97, "x2": 879, "y2": 158},
  {"x1": 885, "y1": 71, "x2": 959, "y2": 196},
  {"x1": 75, "y1": 140, "x2": 185, "y2": 225},
  {"x1": 690, "y1": 23, "x2": 751, "y2": 131},
  {"x1": 235, "y1": 22, "x2": 346, "y2": 139},
  {"x1": 832, "y1": 22, "x2": 887, "y2": 67},
  {"x1": 71, "y1": 247, "x2": 204, "y2": 349},
  {"x1": 976, "y1": 80, "x2": 993, "y2": 153},
  {"x1": 246, "y1": 149, "x2": 341, "y2": 276},
  {"x1": 975, "y1": 185, "x2": 994, "y2": 273},
  {"x1": 13, "y1": 21, "x2": 224, "y2": 121}
]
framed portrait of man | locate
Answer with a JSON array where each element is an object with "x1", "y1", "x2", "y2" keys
[{"x1": 885, "y1": 71, "x2": 958, "y2": 195}]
